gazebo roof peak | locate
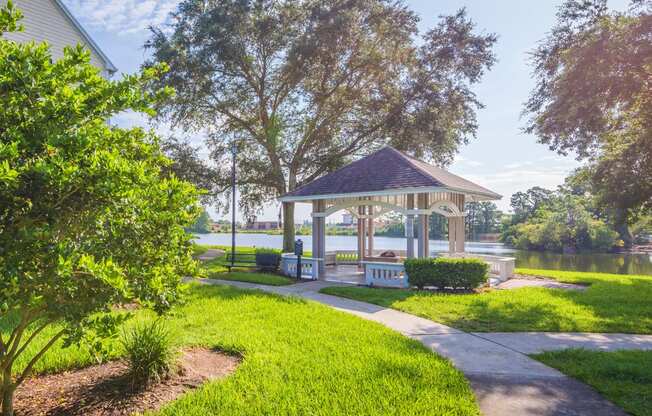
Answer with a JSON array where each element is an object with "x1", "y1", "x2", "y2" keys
[{"x1": 279, "y1": 146, "x2": 501, "y2": 202}]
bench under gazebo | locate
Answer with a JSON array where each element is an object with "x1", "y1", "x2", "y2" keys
[{"x1": 278, "y1": 147, "x2": 515, "y2": 287}]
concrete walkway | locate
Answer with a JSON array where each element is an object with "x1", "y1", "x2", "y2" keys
[
  {"x1": 195, "y1": 278, "x2": 643, "y2": 415},
  {"x1": 474, "y1": 331, "x2": 652, "y2": 354},
  {"x1": 196, "y1": 248, "x2": 224, "y2": 262}
]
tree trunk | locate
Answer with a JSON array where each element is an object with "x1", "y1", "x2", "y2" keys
[
  {"x1": 1, "y1": 371, "x2": 14, "y2": 416},
  {"x1": 614, "y1": 207, "x2": 633, "y2": 248},
  {"x1": 282, "y1": 202, "x2": 295, "y2": 252}
]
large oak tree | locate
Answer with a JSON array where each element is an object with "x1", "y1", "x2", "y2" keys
[
  {"x1": 524, "y1": 0, "x2": 652, "y2": 246},
  {"x1": 146, "y1": 0, "x2": 496, "y2": 250}
]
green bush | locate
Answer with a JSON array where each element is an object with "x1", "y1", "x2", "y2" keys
[
  {"x1": 404, "y1": 258, "x2": 488, "y2": 290},
  {"x1": 121, "y1": 320, "x2": 176, "y2": 386},
  {"x1": 255, "y1": 247, "x2": 281, "y2": 255},
  {"x1": 255, "y1": 247, "x2": 281, "y2": 271}
]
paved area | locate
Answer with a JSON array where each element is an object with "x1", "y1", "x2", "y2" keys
[
  {"x1": 474, "y1": 331, "x2": 652, "y2": 354},
  {"x1": 323, "y1": 265, "x2": 365, "y2": 285},
  {"x1": 195, "y1": 248, "x2": 224, "y2": 262},
  {"x1": 496, "y1": 278, "x2": 587, "y2": 291},
  {"x1": 196, "y1": 278, "x2": 638, "y2": 415}
]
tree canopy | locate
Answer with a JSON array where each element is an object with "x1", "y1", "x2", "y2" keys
[
  {"x1": 524, "y1": 0, "x2": 652, "y2": 244},
  {"x1": 0, "y1": 3, "x2": 200, "y2": 414},
  {"x1": 187, "y1": 208, "x2": 213, "y2": 234},
  {"x1": 501, "y1": 186, "x2": 618, "y2": 253},
  {"x1": 145, "y1": 0, "x2": 496, "y2": 250}
]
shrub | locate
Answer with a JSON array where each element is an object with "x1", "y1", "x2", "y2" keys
[
  {"x1": 255, "y1": 247, "x2": 281, "y2": 271},
  {"x1": 121, "y1": 320, "x2": 176, "y2": 386},
  {"x1": 404, "y1": 258, "x2": 488, "y2": 290},
  {"x1": 255, "y1": 247, "x2": 281, "y2": 255}
]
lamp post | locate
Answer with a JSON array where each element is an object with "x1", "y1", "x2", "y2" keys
[{"x1": 230, "y1": 141, "x2": 237, "y2": 269}]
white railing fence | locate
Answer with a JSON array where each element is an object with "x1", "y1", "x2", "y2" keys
[
  {"x1": 280, "y1": 254, "x2": 322, "y2": 280},
  {"x1": 362, "y1": 262, "x2": 409, "y2": 288},
  {"x1": 325, "y1": 249, "x2": 408, "y2": 266},
  {"x1": 439, "y1": 252, "x2": 515, "y2": 282}
]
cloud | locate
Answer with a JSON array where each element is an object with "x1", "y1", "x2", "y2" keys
[
  {"x1": 454, "y1": 156, "x2": 484, "y2": 168},
  {"x1": 504, "y1": 160, "x2": 534, "y2": 169},
  {"x1": 64, "y1": 0, "x2": 179, "y2": 34},
  {"x1": 450, "y1": 158, "x2": 582, "y2": 212}
]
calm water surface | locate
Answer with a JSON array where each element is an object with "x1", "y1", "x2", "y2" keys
[{"x1": 195, "y1": 233, "x2": 652, "y2": 275}]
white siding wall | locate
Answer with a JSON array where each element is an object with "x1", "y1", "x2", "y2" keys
[{"x1": 3, "y1": 0, "x2": 109, "y2": 74}]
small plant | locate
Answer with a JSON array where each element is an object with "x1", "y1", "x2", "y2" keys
[{"x1": 121, "y1": 320, "x2": 176, "y2": 386}]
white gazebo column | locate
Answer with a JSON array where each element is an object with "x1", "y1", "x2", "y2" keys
[
  {"x1": 417, "y1": 193, "x2": 430, "y2": 258},
  {"x1": 367, "y1": 205, "x2": 374, "y2": 257},
  {"x1": 456, "y1": 216, "x2": 466, "y2": 253},
  {"x1": 447, "y1": 216, "x2": 466, "y2": 254},
  {"x1": 357, "y1": 205, "x2": 366, "y2": 266},
  {"x1": 311, "y1": 200, "x2": 326, "y2": 277},
  {"x1": 448, "y1": 217, "x2": 457, "y2": 253},
  {"x1": 455, "y1": 194, "x2": 465, "y2": 253},
  {"x1": 406, "y1": 194, "x2": 415, "y2": 258}
]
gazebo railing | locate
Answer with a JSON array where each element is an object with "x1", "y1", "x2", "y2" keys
[
  {"x1": 362, "y1": 262, "x2": 409, "y2": 288},
  {"x1": 325, "y1": 249, "x2": 408, "y2": 266},
  {"x1": 280, "y1": 253, "x2": 321, "y2": 280}
]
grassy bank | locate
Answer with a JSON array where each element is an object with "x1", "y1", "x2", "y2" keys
[
  {"x1": 3, "y1": 284, "x2": 479, "y2": 415},
  {"x1": 194, "y1": 244, "x2": 306, "y2": 286},
  {"x1": 320, "y1": 268, "x2": 652, "y2": 333},
  {"x1": 211, "y1": 271, "x2": 294, "y2": 286},
  {"x1": 533, "y1": 349, "x2": 652, "y2": 416}
]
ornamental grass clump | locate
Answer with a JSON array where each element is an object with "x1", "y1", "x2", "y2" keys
[
  {"x1": 121, "y1": 320, "x2": 177, "y2": 386},
  {"x1": 404, "y1": 258, "x2": 488, "y2": 290}
]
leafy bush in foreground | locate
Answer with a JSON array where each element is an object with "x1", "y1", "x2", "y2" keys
[
  {"x1": 404, "y1": 258, "x2": 488, "y2": 290},
  {"x1": 0, "y1": 2, "x2": 199, "y2": 414}
]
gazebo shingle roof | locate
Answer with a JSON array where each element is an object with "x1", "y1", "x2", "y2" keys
[{"x1": 280, "y1": 147, "x2": 500, "y2": 201}]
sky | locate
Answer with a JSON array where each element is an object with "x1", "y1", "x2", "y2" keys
[{"x1": 62, "y1": 0, "x2": 628, "y2": 222}]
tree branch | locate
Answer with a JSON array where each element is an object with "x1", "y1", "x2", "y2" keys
[
  {"x1": 13, "y1": 319, "x2": 53, "y2": 363},
  {"x1": 15, "y1": 328, "x2": 65, "y2": 386}
]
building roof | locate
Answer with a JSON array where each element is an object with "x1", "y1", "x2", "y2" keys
[
  {"x1": 52, "y1": 0, "x2": 117, "y2": 74},
  {"x1": 279, "y1": 147, "x2": 501, "y2": 202}
]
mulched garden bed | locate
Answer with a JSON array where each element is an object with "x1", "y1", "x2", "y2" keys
[{"x1": 14, "y1": 348, "x2": 240, "y2": 416}]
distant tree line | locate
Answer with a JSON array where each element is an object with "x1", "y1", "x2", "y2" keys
[
  {"x1": 375, "y1": 204, "x2": 504, "y2": 241},
  {"x1": 500, "y1": 177, "x2": 652, "y2": 253},
  {"x1": 500, "y1": 185, "x2": 618, "y2": 253}
]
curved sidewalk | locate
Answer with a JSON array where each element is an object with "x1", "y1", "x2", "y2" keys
[{"x1": 197, "y1": 278, "x2": 649, "y2": 415}]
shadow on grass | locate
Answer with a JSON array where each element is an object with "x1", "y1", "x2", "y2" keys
[
  {"x1": 185, "y1": 281, "x2": 308, "y2": 306},
  {"x1": 321, "y1": 273, "x2": 652, "y2": 333}
]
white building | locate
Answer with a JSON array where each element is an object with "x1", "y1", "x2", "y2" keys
[{"x1": 3, "y1": 0, "x2": 116, "y2": 76}]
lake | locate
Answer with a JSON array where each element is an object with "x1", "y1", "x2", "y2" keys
[{"x1": 195, "y1": 233, "x2": 652, "y2": 275}]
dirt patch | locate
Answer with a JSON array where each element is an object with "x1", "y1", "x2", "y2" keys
[{"x1": 14, "y1": 348, "x2": 240, "y2": 416}]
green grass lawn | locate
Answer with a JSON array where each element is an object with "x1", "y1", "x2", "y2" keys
[
  {"x1": 533, "y1": 349, "x2": 652, "y2": 416},
  {"x1": 4, "y1": 284, "x2": 479, "y2": 415},
  {"x1": 320, "y1": 268, "x2": 652, "y2": 333},
  {"x1": 210, "y1": 271, "x2": 294, "y2": 286},
  {"x1": 197, "y1": 245, "x2": 294, "y2": 286},
  {"x1": 200, "y1": 246, "x2": 256, "y2": 275},
  {"x1": 191, "y1": 243, "x2": 209, "y2": 257}
]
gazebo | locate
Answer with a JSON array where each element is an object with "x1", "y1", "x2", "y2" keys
[{"x1": 279, "y1": 147, "x2": 512, "y2": 286}]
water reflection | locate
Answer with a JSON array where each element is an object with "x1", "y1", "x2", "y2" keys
[{"x1": 194, "y1": 233, "x2": 652, "y2": 275}]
